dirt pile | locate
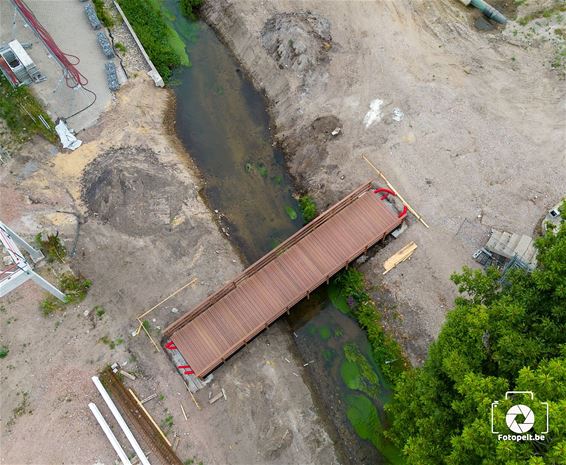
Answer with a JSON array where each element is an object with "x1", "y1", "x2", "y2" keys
[
  {"x1": 82, "y1": 146, "x2": 190, "y2": 236},
  {"x1": 261, "y1": 11, "x2": 332, "y2": 78}
]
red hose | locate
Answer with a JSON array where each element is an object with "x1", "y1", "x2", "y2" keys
[{"x1": 12, "y1": 0, "x2": 88, "y2": 88}]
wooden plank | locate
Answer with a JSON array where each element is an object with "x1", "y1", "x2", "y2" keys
[{"x1": 383, "y1": 241, "x2": 418, "y2": 274}]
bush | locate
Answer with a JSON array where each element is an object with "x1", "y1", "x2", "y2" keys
[
  {"x1": 333, "y1": 268, "x2": 407, "y2": 382},
  {"x1": 298, "y1": 195, "x2": 318, "y2": 223},
  {"x1": 0, "y1": 346, "x2": 9, "y2": 358},
  {"x1": 34, "y1": 232, "x2": 66, "y2": 263},
  {"x1": 180, "y1": 0, "x2": 203, "y2": 20},
  {"x1": 92, "y1": 0, "x2": 114, "y2": 28},
  {"x1": 114, "y1": 42, "x2": 127, "y2": 53},
  {"x1": 117, "y1": 0, "x2": 184, "y2": 81},
  {"x1": 40, "y1": 273, "x2": 92, "y2": 316}
]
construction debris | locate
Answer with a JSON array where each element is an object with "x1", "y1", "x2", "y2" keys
[
  {"x1": 209, "y1": 392, "x2": 224, "y2": 404},
  {"x1": 383, "y1": 241, "x2": 418, "y2": 274},
  {"x1": 180, "y1": 402, "x2": 188, "y2": 421},
  {"x1": 55, "y1": 120, "x2": 82, "y2": 150},
  {"x1": 120, "y1": 369, "x2": 136, "y2": 381},
  {"x1": 141, "y1": 393, "x2": 157, "y2": 404}
]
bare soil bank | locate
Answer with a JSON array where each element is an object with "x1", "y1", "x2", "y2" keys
[
  {"x1": 1, "y1": 78, "x2": 339, "y2": 465},
  {"x1": 203, "y1": 0, "x2": 566, "y2": 364}
]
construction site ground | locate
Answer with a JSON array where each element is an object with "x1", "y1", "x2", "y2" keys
[
  {"x1": 1, "y1": 0, "x2": 565, "y2": 464},
  {"x1": 0, "y1": 0, "x2": 113, "y2": 131}
]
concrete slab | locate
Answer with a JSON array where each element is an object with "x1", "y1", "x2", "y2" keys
[{"x1": 0, "y1": 0, "x2": 113, "y2": 132}]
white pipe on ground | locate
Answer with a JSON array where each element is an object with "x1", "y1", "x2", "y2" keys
[
  {"x1": 88, "y1": 402, "x2": 132, "y2": 465},
  {"x1": 91, "y1": 376, "x2": 151, "y2": 465}
]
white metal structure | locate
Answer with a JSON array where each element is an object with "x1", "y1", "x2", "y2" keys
[
  {"x1": 0, "y1": 221, "x2": 65, "y2": 300},
  {"x1": 88, "y1": 402, "x2": 132, "y2": 465},
  {"x1": 91, "y1": 376, "x2": 151, "y2": 465}
]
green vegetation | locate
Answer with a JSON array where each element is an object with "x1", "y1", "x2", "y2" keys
[
  {"x1": 0, "y1": 346, "x2": 9, "y2": 358},
  {"x1": 333, "y1": 269, "x2": 407, "y2": 382},
  {"x1": 7, "y1": 391, "x2": 31, "y2": 428},
  {"x1": 40, "y1": 273, "x2": 92, "y2": 316},
  {"x1": 180, "y1": 0, "x2": 203, "y2": 20},
  {"x1": 93, "y1": 0, "x2": 115, "y2": 28},
  {"x1": 343, "y1": 343, "x2": 380, "y2": 400},
  {"x1": 284, "y1": 205, "x2": 298, "y2": 220},
  {"x1": 116, "y1": 0, "x2": 189, "y2": 81},
  {"x1": 517, "y1": 3, "x2": 566, "y2": 25},
  {"x1": 346, "y1": 394, "x2": 382, "y2": 448},
  {"x1": 99, "y1": 335, "x2": 125, "y2": 349},
  {"x1": 94, "y1": 305, "x2": 106, "y2": 319},
  {"x1": 0, "y1": 75, "x2": 57, "y2": 143},
  {"x1": 298, "y1": 195, "x2": 318, "y2": 223},
  {"x1": 386, "y1": 213, "x2": 566, "y2": 464},
  {"x1": 34, "y1": 232, "x2": 66, "y2": 263},
  {"x1": 114, "y1": 42, "x2": 127, "y2": 53}
]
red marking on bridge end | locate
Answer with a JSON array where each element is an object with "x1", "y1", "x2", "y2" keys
[
  {"x1": 165, "y1": 341, "x2": 177, "y2": 350},
  {"x1": 398, "y1": 205, "x2": 408, "y2": 218}
]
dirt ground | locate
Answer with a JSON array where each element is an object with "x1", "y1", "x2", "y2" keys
[
  {"x1": 204, "y1": 0, "x2": 566, "y2": 364},
  {"x1": 0, "y1": 78, "x2": 338, "y2": 465}
]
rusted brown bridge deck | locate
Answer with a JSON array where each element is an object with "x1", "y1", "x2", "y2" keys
[{"x1": 164, "y1": 181, "x2": 404, "y2": 378}]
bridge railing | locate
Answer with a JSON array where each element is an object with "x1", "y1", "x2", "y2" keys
[{"x1": 163, "y1": 180, "x2": 374, "y2": 337}]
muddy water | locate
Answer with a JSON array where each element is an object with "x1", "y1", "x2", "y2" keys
[{"x1": 164, "y1": 4, "x2": 402, "y2": 464}]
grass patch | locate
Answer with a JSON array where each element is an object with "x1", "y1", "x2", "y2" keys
[
  {"x1": 298, "y1": 195, "x2": 318, "y2": 223},
  {"x1": 92, "y1": 0, "x2": 114, "y2": 28},
  {"x1": 40, "y1": 273, "x2": 92, "y2": 316},
  {"x1": 114, "y1": 42, "x2": 127, "y2": 53},
  {"x1": 0, "y1": 75, "x2": 57, "y2": 143},
  {"x1": 116, "y1": 0, "x2": 189, "y2": 81},
  {"x1": 332, "y1": 269, "x2": 407, "y2": 383},
  {"x1": 0, "y1": 345, "x2": 9, "y2": 358},
  {"x1": 34, "y1": 232, "x2": 66, "y2": 263},
  {"x1": 94, "y1": 305, "x2": 106, "y2": 319},
  {"x1": 99, "y1": 335, "x2": 124, "y2": 349},
  {"x1": 517, "y1": 3, "x2": 566, "y2": 25}
]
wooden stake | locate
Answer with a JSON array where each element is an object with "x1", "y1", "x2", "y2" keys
[
  {"x1": 139, "y1": 318, "x2": 160, "y2": 352},
  {"x1": 128, "y1": 389, "x2": 172, "y2": 447},
  {"x1": 134, "y1": 277, "x2": 197, "y2": 336},
  {"x1": 362, "y1": 155, "x2": 430, "y2": 228},
  {"x1": 184, "y1": 381, "x2": 201, "y2": 410},
  {"x1": 180, "y1": 402, "x2": 188, "y2": 421}
]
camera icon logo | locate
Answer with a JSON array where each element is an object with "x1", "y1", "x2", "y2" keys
[
  {"x1": 491, "y1": 391, "x2": 549, "y2": 441},
  {"x1": 506, "y1": 404, "x2": 535, "y2": 433}
]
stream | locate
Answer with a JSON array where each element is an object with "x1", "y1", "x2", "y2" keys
[{"x1": 163, "y1": 4, "x2": 403, "y2": 464}]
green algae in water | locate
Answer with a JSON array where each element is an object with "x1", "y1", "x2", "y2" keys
[
  {"x1": 318, "y1": 325, "x2": 332, "y2": 340},
  {"x1": 257, "y1": 163, "x2": 268, "y2": 177},
  {"x1": 341, "y1": 359, "x2": 361, "y2": 390},
  {"x1": 344, "y1": 343, "x2": 381, "y2": 401},
  {"x1": 271, "y1": 175, "x2": 283, "y2": 185},
  {"x1": 285, "y1": 206, "x2": 298, "y2": 220},
  {"x1": 328, "y1": 281, "x2": 351, "y2": 315},
  {"x1": 346, "y1": 394, "x2": 381, "y2": 444},
  {"x1": 322, "y1": 347, "x2": 336, "y2": 362}
]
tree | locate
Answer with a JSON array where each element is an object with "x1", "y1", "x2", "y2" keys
[{"x1": 386, "y1": 211, "x2": 566, "y2": 464}]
